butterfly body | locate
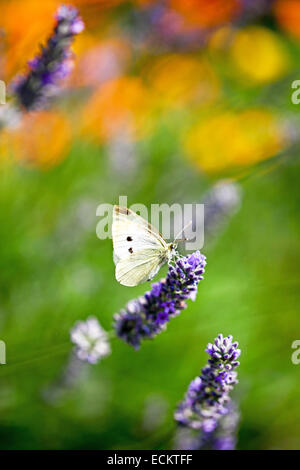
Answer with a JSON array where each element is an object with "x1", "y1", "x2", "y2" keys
[{"x1": 112, "y1": 205, "x2": 177, "y2": 287}]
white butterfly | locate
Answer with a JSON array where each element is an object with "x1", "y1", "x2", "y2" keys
[{"x1": 112, "y1": 205, "x2": 178, "y2": 287}]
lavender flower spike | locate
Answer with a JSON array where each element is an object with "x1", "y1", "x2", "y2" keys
[
  {"x1": 70, "y1": 316, "x2": 111, "y2": 364},
  {"x1": 12, "y1": 5, "x2": 84, "y2": 111},
  {"x1": 114, "y1": 251, "x2": 206, "y2": 349},
  {"x1": 175, "y1": 401, "x2": 240, "y2": 450},
  {"x1": 175, "y1": 334, "x2": 241, "y2": 435}
]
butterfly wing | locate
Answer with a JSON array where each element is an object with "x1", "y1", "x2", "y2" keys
[
  {"x1": 112, "y1": 205, "x2": 167, "y2": 261},
  {"x1": 112, "y1": 205, "x2": 169, "y2": 286},
  {"x1": 115, "y1": 249, "x2": 167, "y2": 287}
]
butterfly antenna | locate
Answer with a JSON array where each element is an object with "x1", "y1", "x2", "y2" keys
[{"x1": 174, "y1": 221, "x2": 192, "y2": 242}]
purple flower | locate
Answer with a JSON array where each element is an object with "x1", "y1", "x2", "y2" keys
[
  {"x1": 174, "y1": 334, "x2": 241, "y2": 436},
  {"x1": 12, "y1": 5, "x2": 84, "y2": 111},
  {"x1": 240, "y1": 0, "x2": 275, "y2": 20},
  {"x1": 114, "y1": 251, "x2": 206, "y2": 349},
  {"x1": 214, "y1": 435, "x2": 236, "y2": 450},
  {"x1": 175, "y1": 402, "x2": 240, "y2": 450},
  {"x1": 56, "y1": 5, "x2": 84, "y2": 34}
]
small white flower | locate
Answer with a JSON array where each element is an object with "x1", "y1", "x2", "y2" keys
[{"x1": 70, "y1": 316, "x2": 111, "y2": 364}]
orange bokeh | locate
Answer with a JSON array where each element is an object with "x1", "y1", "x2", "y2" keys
[
  {"x1": 5, "y1": 111, "x2": 72, "y2": 168},
  {"x1": 81, "y1": 76, "x2": 152, "y2": 142},
  {"x1": 274, "y1": 0, "x2": 300, "y2": 39},
  {"x1": 73, "y1": 0, "x2": 125, "y2": 5},
  {"x1": 1, "y1": 0, "x2": 61, "y2": 81},
  {"x1": 170, "y1": 0, "x2": 241, "y2": 28}
]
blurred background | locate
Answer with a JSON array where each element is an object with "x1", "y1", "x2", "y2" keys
[{"x1": 0, "y1": 0, "x2": 300, "y2": 450}]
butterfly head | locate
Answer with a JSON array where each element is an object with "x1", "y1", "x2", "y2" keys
[{"x1": 168, "y1": 242, "x2": 177, "y2": 258}]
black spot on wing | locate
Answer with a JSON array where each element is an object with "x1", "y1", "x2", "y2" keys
[
  {"x1": 127, "y1": 236, "x2": 132, "y2": 241},
  {"x1": 129, "y1": 247, "x2": 133, "y2": 254}
]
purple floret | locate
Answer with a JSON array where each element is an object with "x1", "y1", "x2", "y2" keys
[
  {"x1": 12, "y1": 5, "x2": 84, "y2": 111},
  {"x1": 175, "y1": 334, "x2": 241, "y2": 433},
  {"x1": 114, "y1": 251, "x2": 206, "y2": 349}
]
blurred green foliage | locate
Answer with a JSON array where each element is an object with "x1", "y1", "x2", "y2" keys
[{"x1": 0, "y1": 134, "x2": 300, "y2": 449}]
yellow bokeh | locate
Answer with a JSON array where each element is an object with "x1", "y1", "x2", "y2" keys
[
  {"x1": 230, "y1": 26, "x2": 289, "y2": 84},
  {"x1": 2, "y1": 111, "x2": 72, "y2": 168},
  {"x1": 146, "y1": 54, "x2": 220, "y2": 109},
  {"x1": 208, "y1": 25, "x2": 235, "y2": 52},
  {"x1": 184, "y1": 109, "x2": 287, "y2": 173},
  {"x1": 0, "y1": 129, "x2": 16, "y2": 163}
]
